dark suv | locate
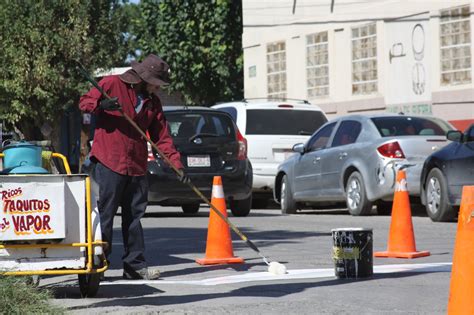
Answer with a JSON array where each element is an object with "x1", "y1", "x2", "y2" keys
[{"x1": 147, "y1": 107, "x2": 253, "y2": 216}]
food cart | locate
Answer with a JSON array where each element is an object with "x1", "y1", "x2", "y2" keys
[{"x1": 0, "y1": 145, "x2": 107, "y2": 297}]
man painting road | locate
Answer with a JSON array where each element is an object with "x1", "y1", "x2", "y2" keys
[{"x1": 79, "y1": 54, "x2": 189, "y2": 280}]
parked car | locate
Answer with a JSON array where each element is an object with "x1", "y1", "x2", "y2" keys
[
  {"x1": 212, "y1": 99, "x2": 328, "y2": 208},
  {"x1": 274, "y1": 113, "x2": 454, "y2": 215},
  {"x1": 147, "y1": 106, "x2": 253, "y2": 216},
  {"x1": 420, "y1": 124, "x2": 474, "y2": 222}
]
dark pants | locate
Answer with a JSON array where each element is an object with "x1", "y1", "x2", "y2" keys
[{"x1": 93, "y1": 162, "x2": 149, "y2": 272}]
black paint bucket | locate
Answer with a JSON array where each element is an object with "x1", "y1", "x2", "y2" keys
[{"x1": 332, "y1": 228, "x2": 373, "y2": 279}]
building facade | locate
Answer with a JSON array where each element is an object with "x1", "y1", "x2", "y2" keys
[{"x1": 242, "y1": 0, "x2": 474, "y2": 130}]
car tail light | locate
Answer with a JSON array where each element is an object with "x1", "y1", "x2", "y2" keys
[
  {"x1": 278, "y1": 104, "x2": 294, "y2": 108},
  {"x1": 236, "y1": 128, "x2": 247, "y2": 160},
  {"x1": 377, "y1": 141, "x2": 405, "y2": 158}
]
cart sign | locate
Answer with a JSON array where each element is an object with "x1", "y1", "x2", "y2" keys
[{"x1": 0, "y1": 181, "x2": 66, "y2": 241}]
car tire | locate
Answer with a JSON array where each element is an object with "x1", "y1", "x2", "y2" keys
[
  {"x1": 252, "y1": 198, "x2": 269, "y2": 209},
  {"x1": 346, "y1": 172, "x2": 372, "y2": 216},
  {"x1": 230, "y1": 196, "x2": 252, "y2": 217},
  {"x1": 181, "y1": 203, "x2": 200, "y2": 214},
  {"x1": 376, "y1": 201, "x2": 392, "y2": 216},
  {"x1": 425, "y1": 168, "x2": 456, "y2": 222},
  {"x1": 281, "y1": 175, "x2": 297, "y2": 214}
]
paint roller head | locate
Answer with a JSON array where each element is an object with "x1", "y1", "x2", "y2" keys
[{"x1": 268, "y1": 261, "x2": 287, "y2": 275}]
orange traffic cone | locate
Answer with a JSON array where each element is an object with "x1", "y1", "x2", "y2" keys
[
  {"x1": 447, "y1": 186, "x2": 474, "y2": 314},
  {"x1": 196, "y1": 176, "x2": 244, "y2": 265},
  {"x1": 374, "y1": 169, "x2": 430, "y2": 258}
]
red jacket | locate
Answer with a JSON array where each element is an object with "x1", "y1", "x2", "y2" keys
[{"x1": 79, "y1": 75, "x2": 183, "y2": 176}]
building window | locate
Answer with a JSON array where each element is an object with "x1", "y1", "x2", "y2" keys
[
  {"x1": 440, "y1": 5, "x2": 471, "y2": 85},
  {"x1": 306, "y1": 31, "x2": 329, "y2": 98},
  {"x1": 249, "y1": 65, "x2": 257, "y2": 78},
  {"x1": 267, "y1": 41, "x2": 286, "y2": 99},
  {"x1": 351, "y1": 23, "x2": 377, "y2": 95}
]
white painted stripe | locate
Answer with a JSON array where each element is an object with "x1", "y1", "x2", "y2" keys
[
  {"x1": 100, "y1": 262, "x2": 451, "y2": 286},
  {"x1": 212, "y1": 184, "x2": 225, "y2": 199}
]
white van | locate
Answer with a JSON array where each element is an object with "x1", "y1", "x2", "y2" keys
[{"x1": 212, "y1": 99, "x2": 328, "y2": 208}]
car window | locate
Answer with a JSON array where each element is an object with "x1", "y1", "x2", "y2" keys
[
  {"x1": 371, "y1": 116, "x2": 451, "y2": 137},
  {"x1": 166, "y1": 112, "x2": 235, "y2": 139},
  {"x1": 467, "y1": 126, "x2": 474, "y2": 142},
  {"x1": 216, "y1": 107, "x2": 237, "y2": 122},
  {"x1": 246, "y1": 109, "x2": 327, "y2": 135},
  {"x1": 306, "y1": 122, "x2": 336, "y2": 152},
  {"x1": 331, "y1": 120, "x2": 361, "y2": 147}
]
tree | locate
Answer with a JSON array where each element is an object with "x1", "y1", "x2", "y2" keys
[
  {"x1": 0, "y1": 1, "x2": 131, "y2": 141},
  {"x1": 131, "y1": 0, "x2": 243, "y2": 105}
]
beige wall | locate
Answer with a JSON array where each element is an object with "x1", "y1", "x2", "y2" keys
[{"x1": 242, "y1": 0, "x2": 474, "y2": 127}]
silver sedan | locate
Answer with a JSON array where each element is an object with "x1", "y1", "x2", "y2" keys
[{"x1": 274, "y1": 113, "x2": 453, "y2": 215}]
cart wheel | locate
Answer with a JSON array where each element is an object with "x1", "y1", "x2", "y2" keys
[{"x1": 78, "y1": 273, "x2": 101, "y2": 297}]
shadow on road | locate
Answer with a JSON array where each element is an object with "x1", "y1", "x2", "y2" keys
[
  {"x1": 63, "y1": 270, "x2": 448, "y2": 309},
  {"x1": 100, "y1": 226, "x2": 330, "y2": 270},
  {"x1": 142, "y1": 208, "x2": 283, "y2": 218}
]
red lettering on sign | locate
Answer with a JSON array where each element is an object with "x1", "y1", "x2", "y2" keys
[
  {"x1": 3, "y1": 199, "x2": 53, "y2": 214},
  {"x1": 3, "y1": 200, "x2": 10, "y2": 213},
  {"x1": 0, "y1": 217, "x2": 10, "y2": 231},
  {"x1": 44, "y1": 199, "x2": 50, "y2": 211},
  {"x1": 43, "y1": 215, "x2": 51, "y2": 231},
  {"x1": 19, "y1": 217, "x2": 26, "y2": 231},
  {"x1": 12, "y1": 215, "x2": 20, "y2": 231},
  {"x1": 26, "y1": 215, "x2": 34, "y2": 229},
  {"x1": 11, "y1": 214, "x2": 54, "y2": 235},
  {"x1": 0, "y1": 188, "x2": 22, "y2": 201}
]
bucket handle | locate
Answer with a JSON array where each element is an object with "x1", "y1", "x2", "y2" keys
[{"x1": 2, "y1": 140, "x2": 13, "y2": 148}]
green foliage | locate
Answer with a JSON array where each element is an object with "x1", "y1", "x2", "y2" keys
[
  {"x1": 131, "y1": 0, "x2": 243, "y2": 105},
  {"x1": 0, "y1": 276, "x2": 64, "y2": 314},
  {"x1": 0, "y1": 0, "x2": 131, "y2": 138}
]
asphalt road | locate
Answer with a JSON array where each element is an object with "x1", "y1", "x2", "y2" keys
[{"x1": 42, "y1": 205, "x2": 458, "y2": 314}]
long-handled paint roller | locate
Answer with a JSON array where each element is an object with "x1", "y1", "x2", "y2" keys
[{"x1": 76, "y1": 63, "x2": 287, "y2": 275}]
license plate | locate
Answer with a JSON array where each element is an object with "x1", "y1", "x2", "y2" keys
[{"x1": 187, "y1": 155, "x2": 211, "y2": 167}]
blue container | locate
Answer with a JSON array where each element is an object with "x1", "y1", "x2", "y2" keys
[
  {"x1": 2, "y1": 141, "x2": 43, "y2": 169},
  {"x1": 7, "y1": 165, "x2": 49, "y2": 174}
]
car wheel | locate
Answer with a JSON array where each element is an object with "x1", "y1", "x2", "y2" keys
[
  {"x1": 230, "y1": 196, "x2": 252, "y2": 217},
  {"x1": 376, "y1": 201, "x2": 392, "y2": 215},
  {"x1": 425, "y1": 168, "x2": 455, "y2": 222},
  {"x1": 281, "y1": 175, "x2": 297, "y2": 214},
  {"x1": 346, "y1": 172, "x2": 372, "y2": 216},
  {"x1": 252, "y1": 198, "x2": 269, "y2": 209},
  {"x1": 181, "y1": 203, "x2": 200, "y2": 214}
]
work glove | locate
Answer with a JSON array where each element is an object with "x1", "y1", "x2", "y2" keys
[
  {"x1": 177, "y1": 169, "x2": 191, "y2": 184},
  {"x1": 99, "y1": 97, "x2": 121, "y2": 111}
]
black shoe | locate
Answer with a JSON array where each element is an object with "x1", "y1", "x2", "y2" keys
[{"x1": 123, "y1": 267, "x2": 160, "y2": 280}]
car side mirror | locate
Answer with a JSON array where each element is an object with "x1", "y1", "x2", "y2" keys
[
  {"x1": 292, "y1": 143, "x2": 305, "y2": 154},
  {"x1": 447, "y1": 130, "x2": 463, "y2": 142}
]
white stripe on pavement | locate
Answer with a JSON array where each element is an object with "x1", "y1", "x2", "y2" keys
[{"x1": 100, "y1": 262, "x2": 451, "y2": 286}]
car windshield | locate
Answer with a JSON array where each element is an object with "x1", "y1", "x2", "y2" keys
[
  {"x1": 371, "y1": 116, "x2": 452, "y2": 137},
  {"x1": 246, "y1": 109, "x2": 327, "y2": 135},
  {"x1": 166, "y1": 112, "x2": 235, "y2": 140}
]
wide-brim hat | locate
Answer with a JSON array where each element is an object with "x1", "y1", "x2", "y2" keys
[{"x1": 119, "y1": 54, "x2": 170, "y2": 86}]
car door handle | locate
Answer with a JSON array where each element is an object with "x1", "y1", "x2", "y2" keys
[
  {"x1": 339, "y1": 152, "x2": 348, "y2": 159},
  {"x1": 313, "y1": 157, "x2": 320, "y2": 164}
]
